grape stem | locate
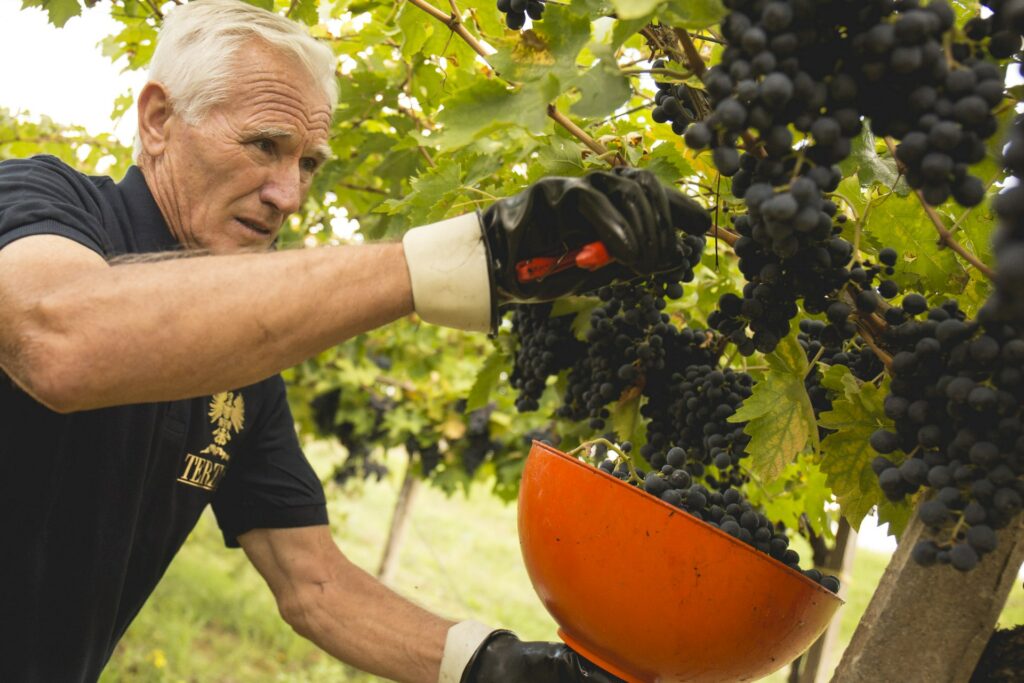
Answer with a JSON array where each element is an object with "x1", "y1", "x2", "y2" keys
[
  {"x1": 804, "y1": 345, "x2": 826, "y2": 379},
  {"x1": 854, "y1": 317, "x2": 893, "y2": 371},
  {"x1": 882, "y1": 137, "x2": 995, "y2": 280},
  {"x1": 946, "y1": 512, "x2": 967, "y2": 547},
  {"x1": 569, "y1": 437, "x2": 643, "y2": 484}
]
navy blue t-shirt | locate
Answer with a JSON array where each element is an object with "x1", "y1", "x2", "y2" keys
[{"x1": 0, "y1": 156, "x2": 328, "y2": 682}]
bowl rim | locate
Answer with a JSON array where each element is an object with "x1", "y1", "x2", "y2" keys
[{"x1": 525, "y1": 439, "x2": 846, "y2": 605}]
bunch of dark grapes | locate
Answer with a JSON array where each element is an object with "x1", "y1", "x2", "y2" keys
[
  {"x1": 862, "y1": 5, "x2": 1004, "y2": 206},
  {"x1": 684, "y1": 0, "x2": 893, "y2": 178},
  {"x1": 310, "y1": 390, "x2": 393, "y2": 484},
  {"x1": 637, "y1": 326, "x2": 721, "y2": 464},
  {"x1": 868, "y1": 295, "x2": 1024, "y2": 571},
  {"x1": 647, "y1": 363, "x2": 754, "y2": 489},
  {"x1": 459, "y1": 403, "x2": 499, "y2": 475},
  {"x1": 651, "y1": 59, "x2": 704, "y2": 136},
  {"x1": 963, "y1": 1, "x2": 1024, "y2": 59},
  {"x1": 406, "y1": 435, "x2": 442, "y2": 476},
  {"x1": 554, "y1": 279, "x2": 680, "y2": 428},
  {"x1": 495, "y1": 0, "x2": 543, "y2": 30},
  {"x1": 983, "y1": 114, "x2": 1024, "y2": 323},
  {"x1": 508, "y1": 231, "x2": 704, "y2": 424},
  {"x1": 682, "y1": 0, "x2": 902, "y2": 353},
  {"x1": 596, "y1": 444, "x2": 840, "y2": 593},
  {"x1": 509, "y1": 302, "x2": 584, "y2": 412},
  {"x1": 706, "y1": 178, "x2": 854, "y2": 355}
]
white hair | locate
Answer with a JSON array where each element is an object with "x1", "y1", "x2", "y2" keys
[{"x1": 134, "y1": 0, "x2": 338, "y2": 162}]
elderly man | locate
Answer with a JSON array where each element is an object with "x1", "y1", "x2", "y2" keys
[{"x1": 0, "y1": 1, "x2": 709, "y2": 681}]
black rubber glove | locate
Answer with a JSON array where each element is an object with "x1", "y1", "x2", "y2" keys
[
  {"x1": 482, "y1": 167, "x2": 710, "y2": 303},
  {"x1": 461, "y1": 631, "x2": 626, "y2": 683}
]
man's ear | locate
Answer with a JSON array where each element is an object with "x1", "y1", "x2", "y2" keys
[{"x1": 137, "y1": 81, "x2": 173, "y2": 159}]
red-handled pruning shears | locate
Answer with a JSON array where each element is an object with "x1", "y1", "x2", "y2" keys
[{"x1": 515, "y1": 241, "x2": 613, "y2": 283}]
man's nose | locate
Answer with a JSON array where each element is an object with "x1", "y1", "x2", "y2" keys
[{"x1": 260, "y1": 161, "x2": 302, "y2": 215}]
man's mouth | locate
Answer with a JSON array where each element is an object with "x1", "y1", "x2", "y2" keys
[{"x1": 236, "y1": 218, "x2": 272, "y2": 236}]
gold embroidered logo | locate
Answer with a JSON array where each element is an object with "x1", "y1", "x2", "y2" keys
[
  {"x1": 201, "y1": 391, "x2": 245, "y2": 462},
  {"x1": 177, "y1": 391, "x2": 246, "y2": 492}
]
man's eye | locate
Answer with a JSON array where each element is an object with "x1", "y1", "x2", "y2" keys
[
  {"x1": 252, "y1": 139, "x2": 274, "y2": 153},
  {"x1": 301, "y1": 158, "x2": 319, "y2": 174}
]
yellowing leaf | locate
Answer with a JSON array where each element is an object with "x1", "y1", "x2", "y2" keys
[
  {"x1": 817, "y1": 366, "x2": 890, "y2": 529},
  {"x1": 729, "y1": 333, "x2": 818, "y2": 482}
]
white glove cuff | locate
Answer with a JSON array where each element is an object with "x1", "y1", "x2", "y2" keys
[
  {"x1": 438, "y1": 620, "x2": 498, "y2": 683},
  {"x1": 402, "y1": 214, "x2": 493, "y2": 333}
]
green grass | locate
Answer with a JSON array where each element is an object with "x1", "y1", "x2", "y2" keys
[{"x1": 102, "y1": 441, "x2": 1024, "y2": 682}]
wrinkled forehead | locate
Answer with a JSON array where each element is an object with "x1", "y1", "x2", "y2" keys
[
  {"x1": 227, "y1": 38, "x2": 333, "y2": 118},
  {"x1": 218, "y1": 42, "x2": 334, "y2": 138}
]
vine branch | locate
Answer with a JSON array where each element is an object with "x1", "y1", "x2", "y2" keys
[
  {"x1": 711, "y1": 223, "x2": 739, "y2": 246},
  {"x1": 546, "y1": 104, "x2": 617, "y2": 162},
  {"x1": 674, "y1": 29, "x2": 707, "y2": 78},
  {"x1": 405, "y1": 0, "x2": 492, "y2": 59},
  {"x1": 882, "y1": 137, "x2": 995, "y2": 280}
]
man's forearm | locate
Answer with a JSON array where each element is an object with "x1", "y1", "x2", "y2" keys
[
  {"x1": 7, "y1": 239, "x2": 413, "y2": 410},
  {"x1": 289, "y1": 557, "x2": 452, "y2": 683},
  {"x1": 240, "y1": 527, "x2": 451, "y2": 683}
]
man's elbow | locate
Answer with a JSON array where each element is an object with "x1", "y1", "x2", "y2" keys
[
  {"x1": 276, "y1": 585, "x2": 334, "y2": 641},
  {"x1": 277, "y1": 591, "x2": 315, "y2": 637},
  {"x1": 7, "y1": 342, "x2": 85, "y2": 414},
  {"x1": 2, "y1": 303, "x2": 90, "y2": 414}
]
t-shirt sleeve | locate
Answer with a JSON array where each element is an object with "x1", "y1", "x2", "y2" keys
[
  {"x1": 0, "y1": 156, "x2": 111, "y2": 256},
  {"x1": 211, "y1": 374, "x2": 328, "y2": 547}
]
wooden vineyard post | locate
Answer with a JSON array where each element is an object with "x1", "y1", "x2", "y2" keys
[{"x1": 831, "y1": 512, "x2": 1024, "y2": 682}]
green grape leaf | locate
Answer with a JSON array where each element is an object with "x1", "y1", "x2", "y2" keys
[
  {"x1": 569, "y1": 62, "x2": 632, "y2": 118},
  {"x1": 839, "y1": 128, "x2": 904, "y2": 192},
  {"x1": 663, "y1": 0, "x2": 728, "y2": 28},
  {"x1": 608, "y1": 0, "x2": 664, "y2": 20},
  {"x1": 611, "y1": 390, "x2": 648, "y2": 455},
  {"x1": 22, "y1": 0, "x2": 82, "y2": 28},
  {"x1": 430, "y1": 76, "x2": 559, "y2": 150},
  {"x1": 611, "y1": 17, "x2": 652, "y2": 51},
  {"x1": 729, "y1": 333, "x2": 818, "y2": 482},
  {"x1": 288, "y1": 0, "x2": 319, "y2": 25},
  {"x1": 551, "y1": 295, "x2": 602, "y2": 340},
  {"x1": 530, "y1": 135, "x2": 586, "y2": 178},
  {"x1": 877, "y1": 498, "x2": 913, "y2": 539},
  {"x1": 489, "y1": 4, "x2": 592, "y2": 85},
  {"x1": 380, "y1": 161, "x2": 463, "y2": 225},
  {"x1": 746, "y1": 456, "x2": 835, "y2": 540},
  {"x1": 862, "y1": 191, "x2": 969, "y2": 296},
  {"x1": 817, "y1": 365, "x2": 890, "y2": 530},
  {"x1": 396, "y1": 1, "x2": 433, "y2": 58},
  {"x1": 643, "y1": 141, "x2": 695, "y2": 186},
  {"x1": 466, "y1": 351, "x2": 507, "y2": 412}
]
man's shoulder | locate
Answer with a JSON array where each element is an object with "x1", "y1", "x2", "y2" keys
[{"x1": 0, "y1": 154, "x2": 113, "y2": 191}]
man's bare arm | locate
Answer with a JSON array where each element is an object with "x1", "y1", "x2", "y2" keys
[
  {"x1": 239, "y1": 525, "x2": 451, "y2": 683},
  {"x1": 0, "y1": 235, "x2": 413, "y2": 411}
]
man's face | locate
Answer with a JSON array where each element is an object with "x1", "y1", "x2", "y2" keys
[{"x1": 153, "y1": 41, "x2": 333, "y2": 253}]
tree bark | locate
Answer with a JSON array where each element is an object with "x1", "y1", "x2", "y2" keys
[
  {"x1": 831, "y1": 512, "x2": 1024, "y2": 683},
  {"x1": 377, "y1": 464, "x2": 420, "y2": 585}
]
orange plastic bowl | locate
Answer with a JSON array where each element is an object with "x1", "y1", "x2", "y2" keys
[{"x1": 517, "y1": 441, "x2": 843, "y2": 683}]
